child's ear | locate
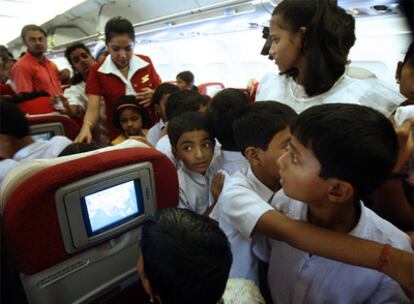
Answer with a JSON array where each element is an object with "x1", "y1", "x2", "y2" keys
[
  {"x1": 396, "y1": 61, "x2": 403, "y2": 83},
  {"x1": 244, "y1": 147, "x2": 261, "y2": 165},
  {"x1": 327, "y1": 179, "x2": 354, "y2": 203},
  {"x1": 171, "y1": 146, "x2": 178, "y2": 159}
]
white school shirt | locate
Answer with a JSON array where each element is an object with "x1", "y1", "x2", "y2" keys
[
  {"x1": 254, "y1": 190, "x2": 412, "y2": 304},
  {"x1": 177, "y1": 164, "x2": 216, "y2": 214},
  {"x1": 256, "y1": 73, "x2": 405, "y2": 117},
  {"x1": 146, "y1": 119, "x2": 165, "y2": 146},
  {"x1": 155, "y1": 135, "x2": 177, "y2": 166},
  {"x1": 209, "y1": 149, "x2": 249, "y2": 176},
  {"x1": 64, "y1": 81, "x2": 109, "y2": 147},
  {"x1": 210, "y1": 167, "x2": 274, "y2": 284},
  {"x1": 13, "y1": 136, "x2": 72, "y2": 161}
]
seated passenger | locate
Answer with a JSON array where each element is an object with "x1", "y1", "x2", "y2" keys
[
  {"x1": 168, "y1": 112, "x2": 224, "y2": 215},
  {"x1": 211, "y1": 101, "x2": 296, "y2": 284},
  {"x1": 396, "y1": 41, "x2": 414, "y2": 106},
  {"x1": 146, "y1": 83, "x2": 179, "y2": 146},
  {"x1": 208, "y1": 88, "x2": 249, "y2": 175},
  {"x1": 254, "y1": 104, "x2": 411, "y2": 303},
  {"x1": 111, "y1": 95, "x2": 150, "y2": 145},
  {"x1": 176, "y1": 70, "x2": 198, "y2": 92},
  {"x1": 0, "y1": 101, "x2": 71, "y2": 188},
  {"x1": 137, "y1": 208, "x2": 265, "y2": 304},
  {"x1": 58, "y1": 142, "x2": 97, "y2": 157}
]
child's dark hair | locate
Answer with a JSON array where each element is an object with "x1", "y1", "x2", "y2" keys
[
  {"x1": 168, "y1": 112, "x2": 213, "y2": 148},
  {"x1": 0, "y1": 101, "x2": 29, "y2": 138},
  {"x1": 140, "y1": 208, "x2": 232, "y2": 304},
  {"x1": 402, "y1": 41, "x2": 414, "y2": 67},
  {"x1": 64, "y1": 43, "x2": 93, "y2": 85},
  {"x1": 152, "y1": 83, "x2": 179, "y2": 105},
  {"x1": 165, "y1": 91, "x2": 207, "y2": 120},
  {"x1": 113, "y1": 95, "x2": 149, "y2": 130},
  {"x1": 105, "y1": 17, "x2": 135, "y2": 43},
  {"x1": 234, "y1": 101, "x2": 297, "y2": 156},
  {"x1": 208, "y1": 88, "x2": 249, "y2": 151},
  {"x1": 292, "y1": 104, "x2": 398, "y2": 198},
  {"x1": 273, "y1": 0, "x2": 355, "y2": 97},
  {"x1": 58, "y1": 143, "x2": 97, "y2": 157},
  {"x1": 176, "y1": 71, "x2": 195, "y2": 85}
]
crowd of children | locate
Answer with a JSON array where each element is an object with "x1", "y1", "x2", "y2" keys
[{"x1": 1, "y1": 0, "x2": 414, "y2": 303}]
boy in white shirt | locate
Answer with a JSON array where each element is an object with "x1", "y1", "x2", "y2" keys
[
  {"x1": 146, "y1": 83, "x2": 179, "y2": 146},
  {"x1": 207, "y1": 88, "x2": 250, "y2": 175},
  {"x1": 168, "y1": 111, "x2": 224, "y2": 215},
  {"x1": 254, "y1": 104, "x2": 411, "y2": 303},
  {"x1": 210, "y1": 101, "x2": 297, "y2": 284},
  {"x1": 0, "y1": 101, "x2": 72, "y2": 188}
]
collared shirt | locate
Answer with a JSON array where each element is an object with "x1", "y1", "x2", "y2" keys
[
  {"x1": 146, "y1": 119, "x2": 165, "y2": 146},
  {"x1": 256, "y1": 73, "x2": 405, "y2": 117},
  {"x1": 209, "y1": 149, "x2": 249, "y2": 176},
  {"x1": 13, "y1": 136, "x2": 72, "y2": 161},
  {"x1": 177, "y1": 164, "x2": 215, "y2": 214},
  {"x1": 11, "y1": 52, "x2": 62, "y2": 95},
  {"x1": 86, "y1": 54, "x2": 162, "y2": 140},
  {"x1": 155, "y1": 135, "x2": 177, "y2": 167},
  {"x1": 210, "y1": 167, "x2": 275, "y2": 284},
  {"x1": 64, "y1": 81, "x2": 109, "y2": 147},
  {"x1": 254, "y1": 190, "x2": 412, "y2": 304}
]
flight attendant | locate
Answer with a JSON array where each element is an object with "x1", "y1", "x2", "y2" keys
[{"x1": 75, "y1": 17, "x2": 161, "y2": 143}]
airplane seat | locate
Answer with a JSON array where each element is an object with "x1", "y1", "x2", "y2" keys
[
  {"x1": 17, "y1": 96, "x2": 55, "y2": 115},
  {"x1": 2, "y1": 144, "x2": 178, "y2": 304},
  {"x1": 198, "y1": 82, "x2": 225, "y2": 97},
  {"x1": 28, "y1": 114, "x2": 81, "y2": 141}
]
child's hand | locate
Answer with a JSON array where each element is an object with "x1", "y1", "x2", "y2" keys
[
  {"x1": 211, "y1": 171, "x2": 225, "y2": 203},
  {"x1": 136, "y1": 88, "x2": 154, "y2": 108},
  {"x1": 393, "y1": 119, "x2": 414, "y2": 173},
  {"x1": 129, "y1": 136, "x2": 155, "y2": 148}
]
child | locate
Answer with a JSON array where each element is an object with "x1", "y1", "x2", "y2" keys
[
  {"x1": 168, "y1": 111, "x2": 224, "y2": 215},
  {"x1": 176, "y1": 70, "x2": 198, "y2": 92},
  {"x1": 207, "y1": 88, "x2": 250, "y2": 175},
  {"x1": 111, "y1": 95, "x2": 150, "y2": 145},
  {"x1": 255, "y1": 0, "x2": 404, "y2": 117},
  {"x1": 254, "y1": 104, "x2": 411, "y2": 303},
  {"x1": 0, "y1": 101, "x2": 72, "y2": 188},
  {"x1": 156, "y1": 90, "x2": 208, "y2": 166},
  {"x1": 137, "y1": 208, "x2": 265, "y2": 304},
  {"x1": 211, "y1": 101, "x2": 297, "y2": 283},
  {"x1": 146, "y1": 83, "x2": 179, "y2": 146},
  {"x1": 396, "y1": 41, "x2": 414, "y2": 106}
]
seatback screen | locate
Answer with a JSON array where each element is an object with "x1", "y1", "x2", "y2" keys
[
  {"x1": 32, "y1": 131, "x2": 54, "y2": 142},
  {"x1": 81, "y1": 180, "x2": 143, "y2": 236}
]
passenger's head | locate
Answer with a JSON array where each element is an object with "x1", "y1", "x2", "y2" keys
[
  {"x1": 152, "y1": 83, "x2": 179, "y2": 122},
  {"x1": 176, "y1": 71, "x2": 195, "y2": 91},
  {"x1": 113, "y1": 95, "x2": 149, "y2": 137},
  {"x1": 137, "y1": 208, "x2": 232, "y2": 304},
  {"x1": 396, "y1": 41, "x2": 414, "y2": 104},
  {"x1": 208, "y1": 88, "x2": 249, "y2": 151},
  {"x1": 168, "y1": 112, "x2": 214, "y2": 174},
  {"x1": 270, "y1": 0, "x2": 355, "y2": 97},
  {"x1": 165, "y1": 90, "x2": 208, "y2": 121},
  {"x1": 65, "y1": 43, "x2": 96, "y2": 84},
  {"x1": 278, "y1": 104, "x2": 398, "y2": 206},
  {"x1": 105, "y1": 17, "x2": 135, "y2": 70},
  {"x1": 58, "y1": 143, "x2": 97, "y2": 157},
  {"x1": 234, "y1": 101, "x2": 297, "y2": 189},
  {"x1": 0, "y1": 101, "x2": 31, "y2": 158},
  {"x1": 21, "y1": 24, "x2": 48, "y2": 57}
]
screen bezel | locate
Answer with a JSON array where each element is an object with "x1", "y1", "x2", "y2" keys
[
  {"x1": 81, "y1": 179, "x2": 144, "y2": 237},
  {"x1": 55, "y1": 162, "x2": 156, "y2": 254},
  {"x1": 30, "y1": 122, "x2": 64, "y2": 139}
]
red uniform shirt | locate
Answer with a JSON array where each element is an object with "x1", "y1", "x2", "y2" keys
[
  {"x1": 11, "y1": 52, "x2": 62, "y2": 96},
  {"x1": 86, "y1": 54, "x2": 161, "y2": 140}
]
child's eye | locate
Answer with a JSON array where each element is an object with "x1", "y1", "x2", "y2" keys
[
  {"x1": 183, "y1": 145, "x2": 192, "y2": 152},
  {"x1": 203, "y1": 142, "x2": 212, "y2": 149},
  {"x1": 272, "y1": 37, "x2": 280, "y2": 43},
  {"x1": 290, "y1": 152, "x2": 299, "y2": 165}
]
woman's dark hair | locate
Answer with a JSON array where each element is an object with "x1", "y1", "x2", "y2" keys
[
  {"x1": 64, "y1": 43, "x2": 93, "y2": 85},
  {"x1": 105, "y1": 17, "x2": 135, "y2": 44},
  {"x1": 273, "y1": 0, "x2": 356, "y2": 96}
]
